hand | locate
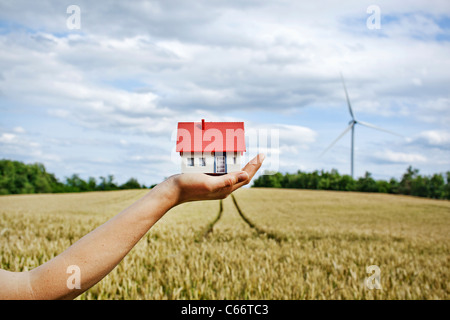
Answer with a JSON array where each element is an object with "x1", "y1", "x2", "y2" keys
[{"x1": 170, "y1": 153, "x2": 265, "y2": 204}]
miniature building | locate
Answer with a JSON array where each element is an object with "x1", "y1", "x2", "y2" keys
[{"x1": 176, "y1": 119, "x2": 246, "y2": 174}]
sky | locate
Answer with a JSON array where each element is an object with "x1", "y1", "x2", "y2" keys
[{"x1": 0, "y1": 0, "x2": 449, "y2": 186}]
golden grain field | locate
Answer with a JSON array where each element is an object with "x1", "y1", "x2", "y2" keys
[{"x1": 0, "y1": 188, "x2": 449, "y2": 299}]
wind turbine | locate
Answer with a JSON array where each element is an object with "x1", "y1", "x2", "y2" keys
[{"x1": 320, "y1": 73, "x2": 401, "y2": 178}]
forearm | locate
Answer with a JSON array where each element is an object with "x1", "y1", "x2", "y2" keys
[{"x1": 26, "y1": 178, "x2": 179, "y2": 300}]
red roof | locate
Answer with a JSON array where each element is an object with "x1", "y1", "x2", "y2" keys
[{"x1": 176, "y1": 120, "x2": 246, "y2": 153}]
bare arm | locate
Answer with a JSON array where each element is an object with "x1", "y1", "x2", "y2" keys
[{"x1": 0, "y1": 154, "x2": 264, "y2": 300}]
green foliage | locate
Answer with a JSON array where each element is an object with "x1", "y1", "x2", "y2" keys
[
  {"x1": 119, "y1": 178, "x2": 142, "y2": 190},
  {"x1": 0, "y1": 160, "x2": 63, "y2": 195},
  {"x1": 0, "y1": 159, "x2": 148, "y2": 195},
  {"x1": 253, "y1": 167, "x2": 450, "y2": 200},
  {"x1": 1, "y1": 158, "x2": 447, "y2": 200}
]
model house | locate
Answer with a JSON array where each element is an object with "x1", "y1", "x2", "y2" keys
[{"x1": 176, "y1": 119, "x2": 246, "y2": 174}]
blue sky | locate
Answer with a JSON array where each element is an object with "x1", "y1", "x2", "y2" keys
[{"x1": 0, "y1": 0, "x2": 449, "y2": 185}]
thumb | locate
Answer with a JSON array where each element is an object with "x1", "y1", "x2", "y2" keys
[
  {"x1": 218, "y1": 171, "x2": 249, "y2": 189},
  {"x1": 236, "y1": 171, "x2": 249, "y2": 183}
]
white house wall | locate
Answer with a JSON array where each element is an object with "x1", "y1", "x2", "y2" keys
[
  {"x1": 225, "y1": 152, "x2": 241, "y2": 173},
  {"x1": 180, "y1": 152, "x2": 242, "y2": 174}
]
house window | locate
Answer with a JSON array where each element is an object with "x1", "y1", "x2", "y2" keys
[
  {"x1": 199, "y1": 158, "x2": 206, "y2": 166},
  {"x1": 187, "y1": 158, "x2": 194, "y2": 166}
]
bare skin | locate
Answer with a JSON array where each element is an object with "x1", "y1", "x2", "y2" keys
[{"x1": 0, "y1": 154, "x2": 265, "y2": 300}]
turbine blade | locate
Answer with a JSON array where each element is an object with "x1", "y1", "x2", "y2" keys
[
  {"x1": 357, "y1": 120, "x2": 403, "y2": 137},
  {"x1": 319, "y1": 123, "x2": 354, "y2": 158},
  {"x1": 340, "y1": 73, "x2": 355, "y2": 120}
]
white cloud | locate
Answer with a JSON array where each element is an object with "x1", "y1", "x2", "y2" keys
[
  {"x1": 416, "y1": 98, "x2": 450, "y2": 124},
  {"x1": 2, "y1": 4, "x2": 449, "y2": 122},
  {"x1": 12, "y1": 126, "x2": 26, "y2": 133},
  {"x1": 0, "y1": 133, "x2": 16, "y2": 143},
  {"x1": 0, "y1": 130, "x2": 62, "y2": 163},
  {"x1": 0, "y1": 132, "x2": 39, "y2": 148},
  {"x1": 247, "y1": 123, "x2": 317, "y2": 153},
  {"x1": 384, "y1": 14, "x2": 440, "y2": 37},
  {"x1": 414, "y1": 130, "x2": 450, "y2": 147},
  {"x1": 374, "y1": 150, "x2": 427, "y2": 164}
]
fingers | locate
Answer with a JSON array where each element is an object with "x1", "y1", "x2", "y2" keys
[
  {"x1": 244, "y1": 153, "x2": 265, "y2": 176},
  {"x1": 231, "y1": 153, "x2": 265, "y2": 191}
]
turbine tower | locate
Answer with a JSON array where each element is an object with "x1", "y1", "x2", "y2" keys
[{"x1": 320, "y1": 73, "x2": 401, "y2": 178}]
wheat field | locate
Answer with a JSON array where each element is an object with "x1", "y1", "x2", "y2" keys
[{"x1": 0, "y1": 188, "x2": 449, "y2": 299}]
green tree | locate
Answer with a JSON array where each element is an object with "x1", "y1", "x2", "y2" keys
[
  {"x1": 428, "y1": 174, "x2": 445, "y2": 199},
  {"x1": 410, "y1": 175, "x2": 428, "y2": 198},
  {"x1": 120, "y1": 178, "x2": 142, "y2": 190},
  {"x1": 389, "y1": 177, "x2": 399, "y2": 194},
  {"x1": 87, "y1": 177, "x2": 97, "y2": 191},
  {"x1": 356, "y1": 172, "x2": 378, "y2": 193},
  {"x1": 399, "y1": 166, "x2": 419, "y2": 195},
  {"x1": 376, "y1": 180, "x2": 391, "y2": 193},
  {"x1": 65, "y1": 174, "x2": 88, "y2": 192},
  {"x1": 98, "y1": 175, "x2": 118, "y2": 191},
  {"x1": 446, "y1": 172, "x2": 450, "y2": 200},
  {"x1": 338, "y1": 174, "x2": 356, "y2": 191}
]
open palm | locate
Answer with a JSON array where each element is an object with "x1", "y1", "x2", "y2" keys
[{"x1": 173, "y1": 153, "x2": 265, "y2": 203}]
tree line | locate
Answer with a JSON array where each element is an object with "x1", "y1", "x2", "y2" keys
[
  {"x1": 1, "y1": 159, "x2": 449, "y2": 200},
  {"x1": 0, "y1": 159, "x2": 154, "y2": 195},
  {"x1": 252, "y1": 167, "x2": 450, "y2": 200}
]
